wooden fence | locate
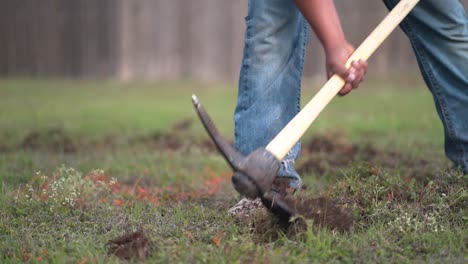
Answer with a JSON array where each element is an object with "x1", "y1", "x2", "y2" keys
[{"x1": 0, "y1": 0, "x2": 467, "y2": 81}]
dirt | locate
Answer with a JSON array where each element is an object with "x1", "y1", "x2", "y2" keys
[
  {"x1": 297, "y1": 133, "x2": 384, "y2": 174},
  {"x1": 271, "y1": 177, "x2": 298, "y2": 196},
  {"x1": 7, "y1": 119, "x2": 433, "y2": 179},
  {"x1": 284, "y1": 195, "x2": 354, "y2": 233},
  {"x1": 248, "y1": 177, "x2": 354, "y2": 242},
  {"x1": 171, "y1": 118, "x2": 193, "y2": 131},
  {"x1": 6, "y1": 119, "x2": 201, "y2": 153},
  {"x1": 19, "y1": 128, "x2": 77, "y2": 153},
  {"x1": 130, "y1": 131, "x2": 183, "y2": 151},
  {"x1": 297, "y1": 132, "x2": 436, "y2": 180},
  {"x1": 128, "y1": 118, "x2": 219, "y2": 152},
  {"x1": 0, "y1": 144, "x2": 8, "y2": 152},
  {"x1": 251, "y1": 193, "x2": 354, "y2": 242},
  {"x1": 108, "y1": 231, "x2": 153, "y2": 261}
]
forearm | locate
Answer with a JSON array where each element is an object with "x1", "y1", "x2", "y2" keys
[{"x1": 294, "y1": 0, "x2": 346, "y2": 52}]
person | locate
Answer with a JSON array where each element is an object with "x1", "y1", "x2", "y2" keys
[
  {"x1": 228, "y1": 0, "x2": 468, "y2": 217},
  {"x1": 381, "y1": 0, "x2": 468, "y2": 171}
]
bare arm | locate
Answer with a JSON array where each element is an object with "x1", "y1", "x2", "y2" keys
[
  {"x1": 294, "y1": 0, "x2": 368, "y2": 95},
  {"x1": 295, "y1": 0, "x2": 346, "y2": 51}
]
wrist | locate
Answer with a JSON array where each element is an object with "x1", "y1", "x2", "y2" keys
[{"x1": 323, "y1": 38, "x2": 349, "y2": 55}]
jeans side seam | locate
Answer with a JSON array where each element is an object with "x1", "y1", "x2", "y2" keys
[{"x1": 234, "y1": 14, "x2": 254, "y2": 150}]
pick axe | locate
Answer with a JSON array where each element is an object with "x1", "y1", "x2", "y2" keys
[{"x1": 192, "y1": 0, "x2": 420, "y2": 222}]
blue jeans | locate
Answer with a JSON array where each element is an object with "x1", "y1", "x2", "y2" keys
[
  {"x1": 234, "y1": 0, "x2": 468, "y2": 190},
  {"x1": 382, "y1": 0, "x2": 468, "y2": 172},
  {"x1": 234, "y1": 0, "x2": 309, "y2": 189}
]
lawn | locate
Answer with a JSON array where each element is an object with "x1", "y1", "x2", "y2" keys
[{"x1": 0, "y1": 78, "x2": 465, "y2": 263}]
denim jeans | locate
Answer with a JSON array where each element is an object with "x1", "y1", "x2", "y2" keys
[
  {"x1": 234, "y1": 0, "x2": 309, "y2": 189},
  {"x1": 234, "y1": 0, "x2": 468, "y2": 190},
  {"x1": 382, "y1": 0, "x2": 468, "y2": 172}
]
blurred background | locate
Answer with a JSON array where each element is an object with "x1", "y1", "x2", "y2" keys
[{"x1": 2, "y1": 0, "x2": 466, "y2": 81}]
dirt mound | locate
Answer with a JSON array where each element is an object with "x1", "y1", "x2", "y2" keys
[
  {"x1": 251, "y1": 194, "x2": 353, "y2": 242},
  {"x1": 20, "y1": 128, "x2": 77, "y2": 153},
  {"x1": 298, "y1": 134, "x2": 379, "y2": 174},
  {"x1": 297, "y1": 133, "x2": 435, "y2": 179},
  {"x1": 108, "y1": 231, "x2": 153, "y2": 261},
  {"x1": 130, "y1": 118, "x2": 194, "y2": 150},
  {"x1": 0, "y1": 144, "x2": 7, "y2": 152},
  {"x1": 130, "y1": 131, "x2": 182, "y2": 151},
  {"x1": 9, "y1": 118, "x2": 217, "y2": 153},
  {"x1": 129, "y1": 118, "x2": 218, "y2": 153},
  {"x1": 284, "y1": 195, "x2": 354, "y2": 233},
  {"x1": 251, "y1": 177, "x2": 353, "y2": 241}
]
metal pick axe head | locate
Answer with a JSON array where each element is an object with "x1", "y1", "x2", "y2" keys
[{"x1": 191, "y1": 0, "x2": 420, "y2": 223}]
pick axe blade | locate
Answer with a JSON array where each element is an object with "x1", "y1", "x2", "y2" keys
[{"x1": 192, "y1": 0, "x2": 420, "y2": 222}]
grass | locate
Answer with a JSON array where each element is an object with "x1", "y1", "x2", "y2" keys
[{"x1": 0, "y1": 78, "x2": 466, "y2": 263}]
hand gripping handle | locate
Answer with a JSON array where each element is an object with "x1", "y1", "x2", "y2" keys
[{"x1": 266, "y1": 0, "x2": 420, "y2": 161}]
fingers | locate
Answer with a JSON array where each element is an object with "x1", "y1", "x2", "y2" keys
[
  {"x1": 338, "y1": 83, "x2": 353, "y2": 96},
  {"x1": 338, "y1": 59, "x2": 368, "y2": 96},
  {"x1": 350, "y1": 60, "x2": 365, "y2": 88}
]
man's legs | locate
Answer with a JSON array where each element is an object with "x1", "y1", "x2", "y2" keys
[
  {"x1": 383, "y1": 0, "x2": 468, "y2": 172},
  {"x1": 234, "y1": 0, "x2": 310, "y2": 189}
]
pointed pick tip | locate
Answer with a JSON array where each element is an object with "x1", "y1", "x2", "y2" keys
[{"x1": 191, "y1": 94, "x2": 199, "y2": 106}]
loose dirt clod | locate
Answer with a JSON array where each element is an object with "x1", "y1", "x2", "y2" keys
[{"x1": 108, "y1": 231, "x2": 153, "y2": 261}]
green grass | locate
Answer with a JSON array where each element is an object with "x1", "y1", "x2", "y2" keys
[
  {"x1": 0, "y1": 78, "x2": 465, "y2": 263},
  {"x1": 0, "y1": 78, "x2": 443, "y2": 147}
]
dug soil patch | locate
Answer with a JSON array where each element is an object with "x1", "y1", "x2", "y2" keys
[
  {"x1": 108, "y1": 231, "x2": 153, "y2": 261},
  {"x1": 251, "y1": 178, "x2": 354, "y2": 241},
  {"x1": 6, "y1": 118, "x2": 218, "y2": 153},
  {"x1": 251, "y1": 194, "x2": 354, "y2": 243},
  {"x1": 297, "y1": 133, "x2": 437, "y2": 180},
  {"x1": 20, "y1": 128, "x2": 77, "y2": 153},
  {"x1": 130, "y1": 131, "x2": 183, "y2": 151},
  {"x1": 284, "y1": 195, "x2": 354, "y2": 232},
  {"x1": 128, "y1": 118, "x2": 217, "y2": 152}
]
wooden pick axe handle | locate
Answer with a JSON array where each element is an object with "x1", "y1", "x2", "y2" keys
[{"x1": 266, "y1": 0, "x2": 420, "y2": 161}]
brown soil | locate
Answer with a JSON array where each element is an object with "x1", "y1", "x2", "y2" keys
[
  {"x1": 20, "y1": 128, "x2": 77, "y2": 153},
  {"x1": 251, "y1": 194, "x2": 354, "y2": 242},
  {"x1": 4, "y1": 119, "x2": 439, "y2": 179},
  {"x1": 297, "y1": 133, "x2": 435, "y2": 180},
  {"x1": 130, "y1": 131, "x2": 183, "y2": 151},
  {"x1": 108, "y1": 231, "x2": 153, "y2": 261},
  {"x1": 251, "y1": 177, "x2": 354, "y2": 241},
  {"x1": 171, "y1": 118, "x2": 193, "y2": 131},
  {"x1": 6, "y1": 118, "x2": 204, "y2": 153},
  {"x1": 271, "y1": 177, "x2": 309, "y2": 197},
  {"x1": 0, "y1": 144, "x2": 8, "y2": 152},
  {"x1": 200, "y1": 139, "x2": 217, "y2": 152},
  {"x1": 284, "y1": 195, "x2": 354, "y2": 233},
  {"x1": 128, "y1": 118, "x2": 218, "y2": 152},
  {"x1": 297, "y1": 134, "x2": 384, "y2": 174}
]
